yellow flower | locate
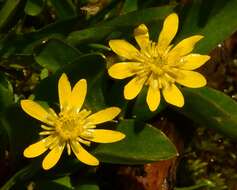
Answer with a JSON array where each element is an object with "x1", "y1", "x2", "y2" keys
[
  {"x1": 21, "y1": 74, "x2": 125, "y2": 170},
  {"x1": 108, "y1": 13, "x2": 210, "y2": 111}
]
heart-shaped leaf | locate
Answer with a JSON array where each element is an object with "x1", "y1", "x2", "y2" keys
[{"x1": 93, "y1": 119, "x2": 177, "y2": 164}]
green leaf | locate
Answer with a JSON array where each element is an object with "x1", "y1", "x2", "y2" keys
[
  {"x1": 132, "y1": 87, "x2": 167, "y2": 121},
  {"x1": 93, "y1": 119, "x2": 177, "y2": 164},
  {"x1": 0, "y1": 163, "x2": 40, "y2": 190},
  {"x1": 73, "y1": 175, "x2": 99, "y2": 190},
  {"x1": 104, "y1": 80, "x2": 128, "y2": 117},
  {"x1": 0, "y1": 73, "x2": 14, "y2": 113},
  {"x1": 52, "y1": 176, "x2": 73, "y2": 189},
  {"x1": 66, "y1": 5, "x2": 175, "y2": 45},
  {"x1": 179, "y1": 87, "x2": 237, "y2": 139},
  {"x1": 0, "y1": 0, "x2": 22, "y2": 31},
  {"x1": 0, "y1": 17, "x2": 79, "y2": 56},
  {"x1": 177, "y1": 0, "x2": 237, "y2": 54},
  {"x1": 24, "y1": 0, "x2": 44, "y2": 16},
  {"x1": 0, "y1": 104, "x2": 39, "y2": 163},
  {"x1": 76, "y1": 184, "x2": 99, "y2": 190},
  {"x1": 121, "y1": 0, "x2": 138, "y2": 14},
  {"x1": 33, "y1": 181, "x2": 73, "y2": 190},
  {"x1": 0, "y1": 73, "x2": 14, "y2": 157},
  {"x1": 50, "y1": 0, "x2": 76, "y2": 20},
  {"x1": 24, "y1": 176, "x2": 74, "y2": 190},
  {"x1": 34, "y1": 39, "x2": 82, "y2": 73},
  {"x1": 35, "y1": 53, "x2": 107, "y2": 111}
]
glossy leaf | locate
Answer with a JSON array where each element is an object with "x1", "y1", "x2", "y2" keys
[
  {"x1": 121, "y1": 0, "x2": 138, "y2": 14},
  {"x1": 76, "y1": 184, "x2": 99, "y2": 190},
  {"x1": 132, "y1": 88, "x2": 166, "y2": 121},
  {"x1": 93, "y1": 119, "x2": 177, "y2": 164},
  {"x1": 34, "y1": 39, "x2": 82, "y2": 73},
  {"x1": 0, "y1": 164, "x2": 40, "y2": 190},
  {"x1": 24, "y1": 0, "x2": 44, "y2": 16},
  {"x1": 66, "y1": 5, "x2": 175, "y2": 45},
  {"x1": 74, "y1": 175, "x2": 99, "y2": 190},
  {"x1": 0, "y1": 73, "x2": 13, "y2": 112},
  {"x1": 0, "y1": 73, "x2": 13, "y2": 153},
  {"x1": 34, "y1": 181, "x2": 73, "y2": 190},
  {"x1": 0, "y1": 104, "x2": 39, "y2": 163},
  {"x1": 177, "y1": 0, "x2": 237, "y2": 54},
  {"x1": 180, "y1": 87, "x2": 237, "y2": 139},
  {"x1": 35, "y1": 53, "x2": 107, "y2": 111},
  {"x1": 50, "y1": 0, "x2": 76, "y2": 20},
  {"x1": 0, "y1": 73, "x2": 13, "y2": 165},
  {"x1": 104, "y1": 80, "x2": 128, "y2": 117},
  {"x1": 0, "y1": 17, "x2": 79, "y2": 56},
  {"x1": 17, "y1": 176, "x2": 74, "y2": 190},
  {"x1": 53, "y1": 176, "x2": 73, "y2": 189},
  {"x1": 0, "y1": 0, "x2": 22, "y2": 31}
]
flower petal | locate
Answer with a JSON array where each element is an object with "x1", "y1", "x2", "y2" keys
[
  {"x1": 70, "y1": 79, "x2": 87, "y2": 112},
  {"x1": 168, "y1": 35, "x2": 203, "y2": 58},
  {"x1": 162, "y1": 84, "x2": 184, "y2": 107},
  {"x1": 176, "y1": 70, "x2": 207, "y2": 88},
  {"x1": 89, "y1": 129, "x2": 125, "y2": 143},
  {"x1": 134, "y1": 24, "x2": 150, "y2": 49},
  {"x1": 108, "y1": 62, "x2": 140, "y2": 79},
  {"x1": 146, "y1": 86, "x2": 160, "y2": 111},
  {"x1": 21, "y1": 100, "x2": 52, "y2": 125},
  {"x1": 87, "y1": 107, "x2": 121, "y2": 125},
  {"x1": 124, "y1": 77, "x2": 146, "y2": 100},
  {"x1": 42, "y1": 143, "x2": 65, "y2": 170},
  {"x1": 109, "y1": 40, "x2": 139, "y2": 60},
  {"x1": 23, "y1": 136, "x2": 53, "y2": 158},
  {"x1": 158, "y1": 13, "x2": 179, "y2": 50},
  {"x1": 58, "y1": 73, "x2": 71, "y2": 110},
  {"x1": 71, "y1": 140, "x2": 99, "y2": 166},
  {"x1": 178, "y1": 54, "x2": 210, "y2": 70}
]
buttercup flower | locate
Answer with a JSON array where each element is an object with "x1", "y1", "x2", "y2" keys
[
  {"x1": 21, "y1": 73, "x2": 125, "y2": 170},
  {"x1": 108, "y1": 13, "x2": 210, "y2": 111}
]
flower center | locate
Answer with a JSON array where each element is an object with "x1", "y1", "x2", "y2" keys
[
  {"x1": 135, "y1": 41, "x2": 179, "y2": 88},
  {"x1": 55, "y1": 109, "x2": 92, "y2": 141},
  {"x1": 138, "y1": 42, "x2": 168, "y2": 74}
]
